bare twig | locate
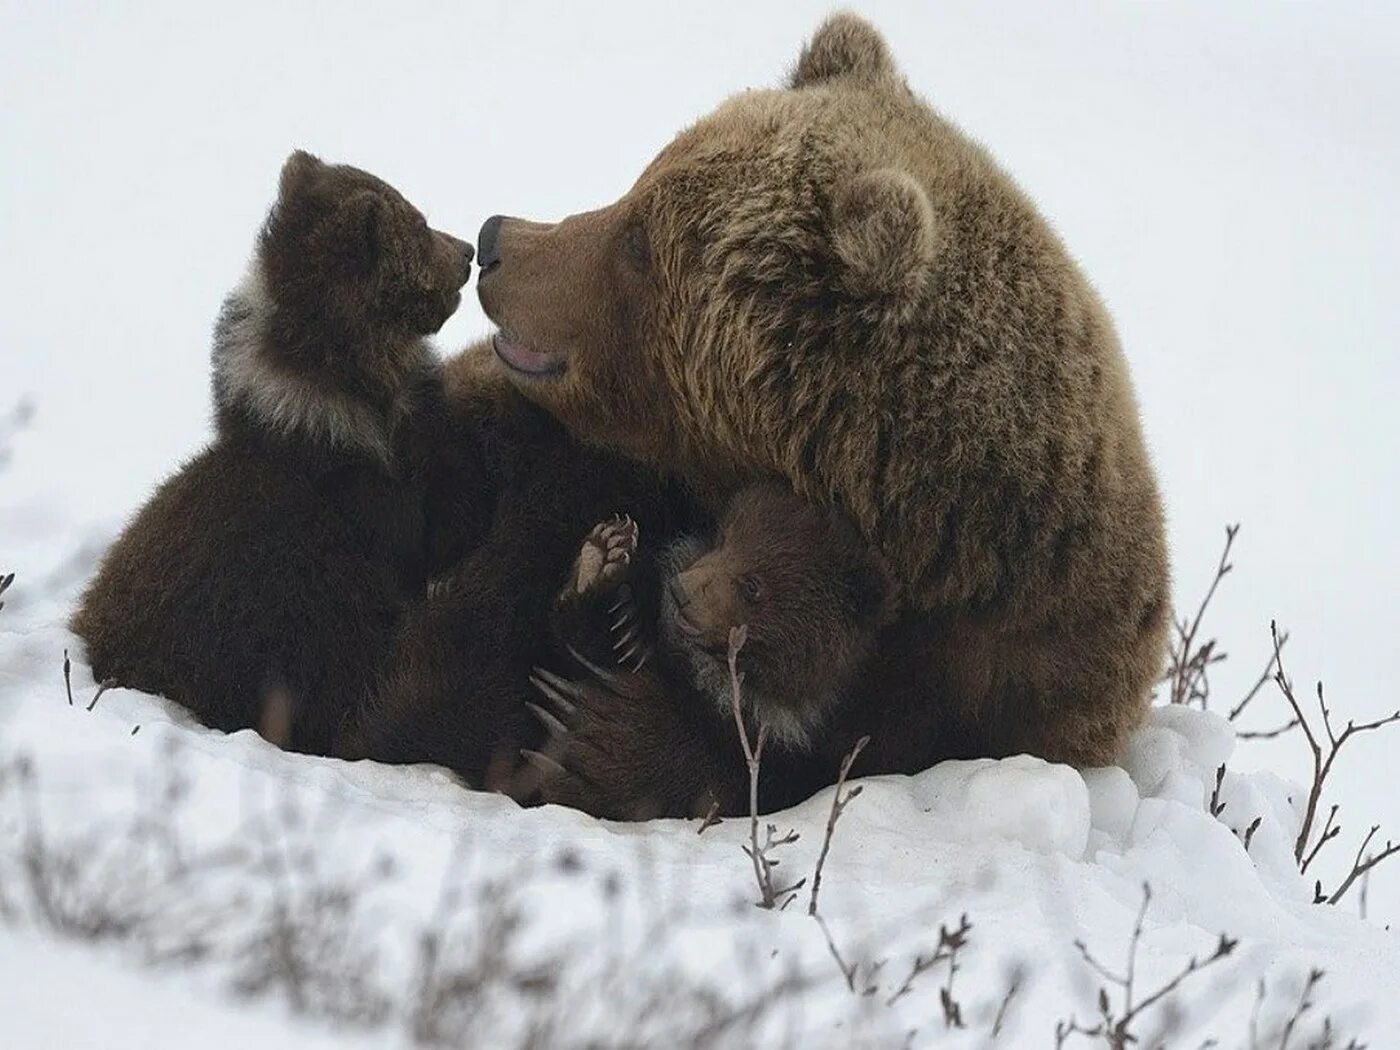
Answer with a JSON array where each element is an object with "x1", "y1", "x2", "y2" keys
[
  {"x1": 1060, "y1": 883, "x2": 1237, "y2": 1050},
  {"x1": 86, "y1": 678, "x2": 117, "y2": 713},
  {"x1": 1277, "y1": 968, "x2": 1324, "y2": 1050},
  {"x1": 1162, "y1": 525, "x2": 1299, "y2": 745},
  {"x1": 695, "y1": 800, "x2": 722, "y2": 835},
  {"x1": 813, "y1": 910, "x2": 866, "y2": 995},
  {"x1": 1326, "y1": 826, "x2": 1400, "y2": 907},
  {"x1": 1270, "y1": 620, "x2": 1400, "y2": 901},
  {"x1": 1300, "y1": 805, "x2": 1340, "y2": 876},
  {"x1": 727, "y1": 625, "x2": 803, "y2": 910},
  {"x1": 1209, "y1": 765, "x2": 1226, "y2": 818},
  {"x1": 991, "y1": 965, "x2": 1026, "y2": 1038},
  {"x1": 1242, "y1": 817, "x2": 1262, "y2": 853},
  {"x1": 1166, "y1": 524, "x2": 1237, "y2": 708},
  {"x1": 1228, "y1": 634, "x2": 1289, "y2": 725},
  {"x1": 885, "y1": 915, "x2": 971, "y2": 1010},
  {"x1": 807, "y1": 735, "x2": 868, "y2": 918},
  {"x1": 1236, "y1": 718, "x2": 1301, "y2": 742},
  {"x1": 0, "y1": 571, "x2": 14, "y2": 614}
]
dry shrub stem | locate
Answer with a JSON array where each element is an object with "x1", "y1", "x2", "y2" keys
[
  {"x1": 1167, "y1": 524, "x2": 1237, "y2": 708},
  {"x1": 1164, "y1": 524, "x2": 1295, "y2": 738},
  {"x1": 727, "y1": 624, "x2": 803, "y2": 910},
  {"x1": 1057, "y1": 883, "x2": 1237, "y2": 1050},
  {"x1": 807, "y1": 733, "x2": 869, "y2": 918},
  {"x1": 1269, "y1": 620, "x2": 1400, "y2": 903}
]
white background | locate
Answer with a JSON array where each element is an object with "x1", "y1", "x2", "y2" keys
[{"x1": 3, "y1": 2, "x2": 1397, "y2": 910}]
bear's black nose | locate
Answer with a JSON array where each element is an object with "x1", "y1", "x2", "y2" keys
[{"x1": 477, "y1": 215, "x2": 505, "y2": 270}]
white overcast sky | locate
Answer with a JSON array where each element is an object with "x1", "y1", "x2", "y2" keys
[{"x1": 2, "y1": 2, "x2": 1397, "y2": 900}]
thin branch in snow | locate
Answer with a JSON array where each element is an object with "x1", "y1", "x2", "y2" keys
[
  {"x1": 1165, "y1": 524, "x2": 1237, "y2": 709},
  {"x1": 1242, "y1": 817, "x2": 1262, "y2": 854},
  {"x1": 1059, "y1": 883, "x2": 1237, "y2": 1050},
  {"x1": 86, "y1": 678, "x2": 117, "y2": 712},
  {"x1": 1269, "y1": 619, "x2": 1400, "y2": 902},
  {"x1": 807, "y1": 734, "x2": 868, "y2": 918},
  {"x1": 885, "y1": 915, "x2": 971, "y2": 1011},
  {"x1": 1209, "y1": 765, "x2": 1226, "y2": 818},
  {"x1": 727, "y1": 625, "x2": 803, "y2": 910}
]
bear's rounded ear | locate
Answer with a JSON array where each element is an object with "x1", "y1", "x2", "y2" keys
[
  {"x1": 830, "y1": 169, "x2": 938, "y2": 302},
  {"x1": 277, "y1": 149, "x2": 324, "y2": 200},
  {"x1": 790, "y1": 12, "x2": 895, "y2": 89}
]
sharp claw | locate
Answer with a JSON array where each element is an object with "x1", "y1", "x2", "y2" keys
[
  {"x1": 619, "y1": 642, "x2": 642, "y2": 665},
  {"x1": 521, "y1": 749, "x2": 566, "y2": 777},
  {"x1": 564, "y1": 645, "x2": 625, "y2": 687},
  {"x1": 612, "y1": 625, "x2": 639, "y2": 650},
  {"x1": 530, "y1": 670, "x2": 580, "y2": 717},
  {"x1": 611, "y1": 609, "x2": 636, "y2": 632},
  {"x1": 631, "y1": 650, "x2": 648, "y2": 672},
  {"x1": 526, "y1": 701, "x2": 569, "y2": 739}
]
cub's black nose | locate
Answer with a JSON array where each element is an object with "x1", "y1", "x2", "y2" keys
[{"x1": 477, "y1": 215, "x2": 505, "y2": 270}]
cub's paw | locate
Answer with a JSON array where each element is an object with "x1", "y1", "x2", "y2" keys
[
  {"x1": 564, "y1": 516, "x2": 648, "y2": 671},
  {"x1": 569, "y1": 514, "x2": 638, "y2": 597},
  {"x1": 518, "y1": 663, "x2": 633, "y2": 819},
  {"x1": 517, "y1": 658, "x2": 722, "y2": 822}
]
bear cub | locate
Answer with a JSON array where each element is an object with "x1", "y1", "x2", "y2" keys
[
  {"x1": 528, "y1": 483, "x2": 891, "y2": 818},
  {"x1": 71, "y1": 151, "x2": 477, "y2": 753}
]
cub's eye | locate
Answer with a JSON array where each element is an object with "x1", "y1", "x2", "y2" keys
[
  {"x1": 739, "y1": 575, "x2": 763, "y2": 605},
  {"x1": 621, "y1": 221, "x2": 651, "y2": 273}
]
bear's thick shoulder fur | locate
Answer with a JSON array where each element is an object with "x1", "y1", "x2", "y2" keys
[{"x1": 475, "y1": 13, "x2": 1169, "y2": 773}]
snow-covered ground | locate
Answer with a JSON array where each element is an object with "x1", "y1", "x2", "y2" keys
[
  {"x1": 3, "y1": 2, "x2": 1399, "y2": 1046},
  {"x1": 3, "y1": 536, "x2": 1399, "y2": 1046}
]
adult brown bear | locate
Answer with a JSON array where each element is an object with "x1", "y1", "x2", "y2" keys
[{"x1": 468, "y1": 13, "x2": 1170, "y2": 817}]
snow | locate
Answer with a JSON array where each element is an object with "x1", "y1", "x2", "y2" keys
[
  {"x1": 3, "y1": 1, "x2": 1399, "y2": 1045},
  {"x1": 3, "y1": 538, "x2": 1398, "y2": 1044}
]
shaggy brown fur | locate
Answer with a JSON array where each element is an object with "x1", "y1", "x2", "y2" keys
[
  {"x1": 71, "y1": 152, "x2": 480, "y2": 752},
  {"x1": 532, "y1": 484, "x2": 891, "y2": 819},
  {"x1": 474, "y1": 12, "x2": 1169, "y2": 774},
  {"x1": 336, "y1": 347, "x2": 708, "y2": 786}
]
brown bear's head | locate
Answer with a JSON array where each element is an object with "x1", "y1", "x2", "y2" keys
[
  {"x1": 257, "y1": 151, "x2": 474, "y2": 399},
  {"x1": 658, "y1": 482, "x2": 891, "y2": 747},
  {"x1": 476, "y1": 14, "x2": 939, "y2": 501}
]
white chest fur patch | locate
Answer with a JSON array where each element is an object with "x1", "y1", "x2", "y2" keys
[{"x1": 210, "y1": 263, "x2": 418, "y2": 464}]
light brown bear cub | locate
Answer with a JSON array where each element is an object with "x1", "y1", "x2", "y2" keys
[
  {"x1": 529, "y1": 483, "x2": 891, "y2": 819},
  {"x1": 72, "y1": 152, "x2": 480, "y2": 753}
]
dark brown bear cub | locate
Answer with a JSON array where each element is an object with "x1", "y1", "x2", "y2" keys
[
  {"x1": 529, "y1": 483, "x2": 891, "y2": 819},
  {"x1": 71, "y1": 151, "x2": 478, "y2": 753}
]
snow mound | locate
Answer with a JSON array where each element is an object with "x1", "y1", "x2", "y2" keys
[{"x1": 3, "y1": 603, "x2": 1398, "y2": 1045}]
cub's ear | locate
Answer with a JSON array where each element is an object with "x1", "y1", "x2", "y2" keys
[
  {"x1": 277, "y1": 149, "x2": 324, "y2": 200},
  {"x1": 841, "y1": 564, "x2": 890, "y2": 626},
  {"x1": 830, "y1": 168, "x2": 938, "y2": 302},
  {"x1": 790, "y1": 12, "x2": 894, "y2": 88},
  {"x1": 331, "y1": 190, "x2": 386, "y2": 272}
]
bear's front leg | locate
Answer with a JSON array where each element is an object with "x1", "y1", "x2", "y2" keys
[{"x1": 551, "y1": 515, "x2": 649, "y2": 672}]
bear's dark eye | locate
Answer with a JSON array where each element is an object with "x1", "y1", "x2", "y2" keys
[
  {"x1": 621, "y1": 221, "x2": 651, "y2": 273},
  {"x1": 739, "y1": 575, "x2": 763, "y2": 605}
]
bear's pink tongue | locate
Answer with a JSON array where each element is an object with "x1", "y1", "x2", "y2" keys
[{"x1": 492, "y1": 333, "x2": 565, "y2": 376}]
